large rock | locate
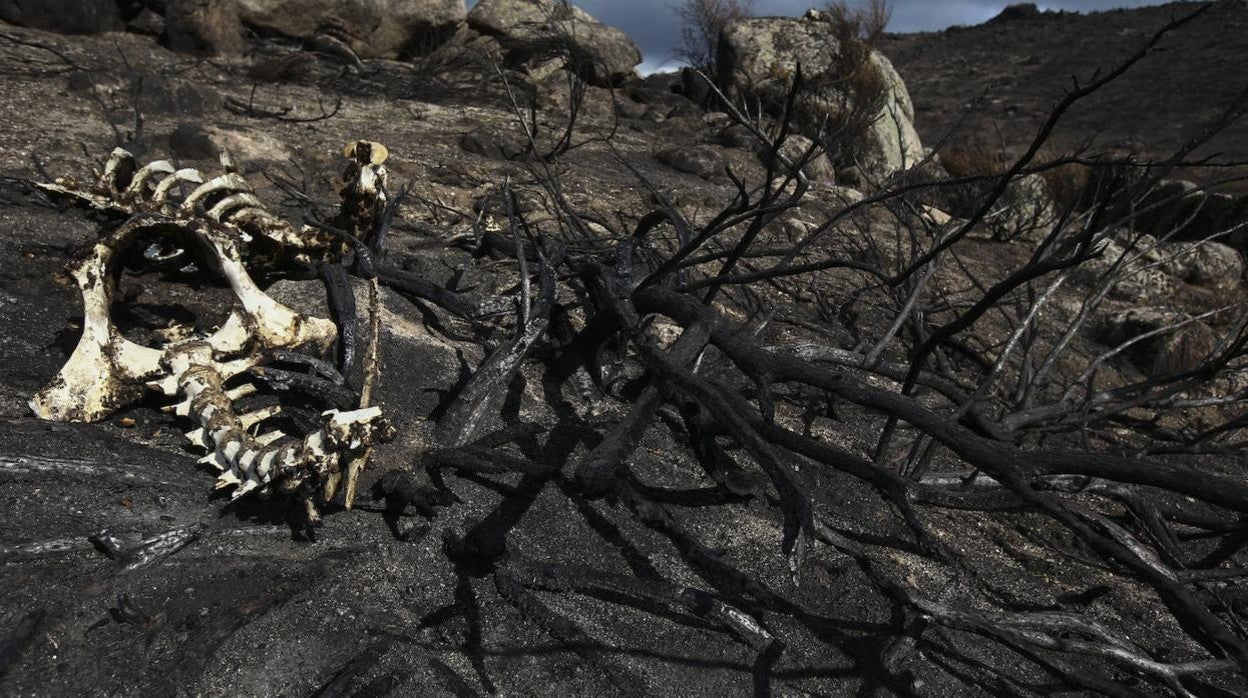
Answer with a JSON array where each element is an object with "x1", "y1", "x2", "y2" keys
[
  {"x1": 165, "y1": 0, "x2": 244, "y2": 56},
  {"x1": 468, "y1": 0, "x2": 641, "y2": 86},
  {"x1": 989, "y1": 173, "x2": 1059, "y2": 241},
  {"x1": 0, "y1": 0, "x2": 124, "y2": 34},
  {"x1": 770, "y1": 135, "x2": 837, "y2": 186},
  {"x1": 990, "y1": 3, "x2": 1043, "y2": 23},
  {"x1": 717, "y1": 10, "x2": 923, "y2": 179},
  {"x1": 1135, "y1": 179, "x2": 1248, "y2": 248},
  {"x1": 628, "y1": 73, "x2": 701, "y2": 119},
  {"x1": 234, "y1": 0, "x2": 465, "y2": 59},
  {"x1": 1100, "y1": 307, "x2": 1218, "y2": 377},
  {"x1": 1164, "y1": 240, "x2": 1246, "y2": 289},
  {"x1": 1075, "y1": 230, "x2": 1175, "y2": 303},
  {"x1": 657, "y1": 145, "x2": 727, "y2": 181},
  {"x1": 927, "y1": 151, "x2": 1057, "y2": 242}
]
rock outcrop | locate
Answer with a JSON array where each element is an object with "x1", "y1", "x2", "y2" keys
[
  {"x1": 1165, "y1": 240, "x2": 1246, "y2": 288},
  {"x1": 990, "y1": 173, "x2": 1059, "y2": 241},
  {"x1": 717, "y1": 10, "x2": 923, "y2": 179},
  {"x1": 165, "y1": 0, "x2": 244, "y2": 56},
  {"x1": 468, "y1": 0, "x2": 641, "y2": 86},
  {"x1": 0, "y1": 0, "x2": 124, "y2": 34},
  {"x1": 1100, "y1": 307, "x2": 1218, "y2": 377},
  {"x1": 234, "y1": 0, "x2": 465, "y2": 58},
  {"x1": 0, "y1": 0, "x2": 465, "y2": 58},
  {"x1": 628, "y1": 73, "x2": 702, "y2": 120},
  {"x1": 770, "y1": 135, "x2": 837, "y2": 185},
  {"x1": 657, "y1": 145, "x2": 727, "y2": 181},
  {"x1": 1135, "y1": 179, "x2": 1248, "y2": 249},
  {"x1": 990, "y1": 3, "x2": 1044, "y2": 23}
]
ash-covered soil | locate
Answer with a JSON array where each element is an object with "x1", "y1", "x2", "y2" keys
[
  {"x1": 0, "y1": 9, "x2": 1245, "y2": 698},
  {"x1": 0, "y1": 25, "x2": 948, "y2": 698}
]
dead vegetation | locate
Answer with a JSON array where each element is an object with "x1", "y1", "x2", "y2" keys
[
  {"x1": 811, "y1": 1, "x2": 894, "y2": 173},
  {"x1": 3, "y1": 2, "x2": 1248, "y2": 696},
  {"x1": 425, "y1": 4, "x2": 1248, "y2": 692},
  {"x1": 671, "y1": 0, "x2": 754, "y2": 77}
]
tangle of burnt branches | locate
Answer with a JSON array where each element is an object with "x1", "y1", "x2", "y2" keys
[{"x1": 383, "y1": 3, "x2": 1248, "y2": 694}]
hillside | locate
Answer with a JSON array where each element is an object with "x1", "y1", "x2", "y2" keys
[{"x1": 884, "y1": 0, "x2": 1248, "y2": 189}]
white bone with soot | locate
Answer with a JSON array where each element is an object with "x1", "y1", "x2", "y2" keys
[
  {"x1": 38, "y1": 148, "x2": 338, "y2": 260},
  {"x1": 30, "y1": 214, "x2": 337, "y2": 422},
  {"x1": 30, "y1": 142, "x2": 395, "y2": 515}
]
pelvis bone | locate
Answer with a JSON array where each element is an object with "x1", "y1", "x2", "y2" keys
[
  {"x1": 31, "y1": 142, "x2": 394, "y2": 513},
  {"x1": 30, "y1": 214, "x2": 337, "y2": 422}
]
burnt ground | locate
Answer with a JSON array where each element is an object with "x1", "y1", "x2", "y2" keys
[
  {"x1": 0, "y1": 10, "x2": 1245, "y2": 698},
  {"x1": 884, "y1": 0, "x2": 1248, "y2": 192},
  {"x1": 0, "y1": 24, "x2": 964, "y2": 698}
]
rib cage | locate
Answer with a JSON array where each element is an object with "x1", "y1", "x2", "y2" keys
[
  {"x1": 31, "y1": 142, "x2": 394, "y2": 515},
  {"x1": 38, "y1": 147, "x2": 338, "y2": 261}
]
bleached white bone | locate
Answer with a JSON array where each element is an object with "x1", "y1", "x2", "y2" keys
[
  {"x1": 152, "y1": 169, "x2": 204, "y2": 203},
  {"x1": 164, "y1": 346, "x2": 386, "y2": 504},
  {"x1": 203, "y1": 228, "x2": 336, "y2": 350},
  {"x1": 100, "y1": 148, "x2": 136, "y2": 192},
  {"x1": 207, "y1": 193, "x2": 265, "y2": 221},
  {"x1": 33, "y1": 142, "x2": 393, "y2": 513},
  {"x1": 125, "y1": 160, "x2": 177, "y2": 199},
  {"x1": 181, "y1": 173, "x2": 251, "y2": 211},
  {"x1": 29, "y1": 230, "x2": 165, "y2": 421},
  {"x1": 38, "y1": 149, "x2": 339, "y2": 261},
  {"x1": 185, "y1": 403, "x2": 280, "y2": 446},
  {"x1": 225, "y1": 209, "x2": 313, "y2": 251},
  {"x1": 215, "y1": 471, "x2": 241, "y2": 488},
  {"x1": 37, "y1": 181, "x2": 112, "y2": 210},
  {"x1": 30, "y1": 215, "x2": 335, "y2": 422},
  {"x1": 148, "y1": 348, "x2": 261, "y2": 396},
  {"x1": 227, "y1": 383, "x2": 259, "y2": 401},
  {"x1": 167, "y1": 381, "x2": 259, "y2": 416},
  {"x1": 242, "y1": 405, "x2": 281, "y2": 429}
]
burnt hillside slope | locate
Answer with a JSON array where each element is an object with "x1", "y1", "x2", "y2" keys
[{"x1": 884, "y1": 1, "x2": 1248, "y2": 188}]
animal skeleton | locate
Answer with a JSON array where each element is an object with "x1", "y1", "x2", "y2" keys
[{"x1": 31, "y1": 142, "x2": 394, "y2": 519}]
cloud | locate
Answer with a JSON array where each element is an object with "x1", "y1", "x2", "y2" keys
[{"x1": 469, "y1": 1, "x2": 1186, "y2": 73}]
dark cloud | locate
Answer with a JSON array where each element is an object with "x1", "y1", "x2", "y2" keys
[{"x1": 466, "y1": 1, "x2": 1186, "y2": 73}]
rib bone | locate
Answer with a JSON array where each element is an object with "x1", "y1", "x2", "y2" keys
[{"x1": 38, "y1": 150, "x2": 339, "y2": 263}]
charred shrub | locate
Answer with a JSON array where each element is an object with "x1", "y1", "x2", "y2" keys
[{"x1": 672, "y1": 0, "x2": 755, "y2": 78}]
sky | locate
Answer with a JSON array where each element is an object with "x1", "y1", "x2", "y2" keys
[{"x1": 467, "y1": 1, "x2": 1191, "y2": 73}]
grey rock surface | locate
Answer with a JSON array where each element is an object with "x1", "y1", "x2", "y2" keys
[
  {"x1": 718, "y1": 11, "x2": 923, "y2": 178},
  {"x1": 468, "y1": 0, "x2": 641, "y2": 86},
  {"x1": 1164, "y1": 240, "x2": 1246, "y2": 288},
  {"x1": 657, "y1": 144, "x2": 727, "y2": 181},
  {"x1": 234, "y1": 0, "x2": 466, "y2": 58},
  {"x1": 165, "y1": 0, "x2": 245, "y2": 56},
  {"x1": 0, "y1": 0, "x2": 123, "y2": 35}
]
